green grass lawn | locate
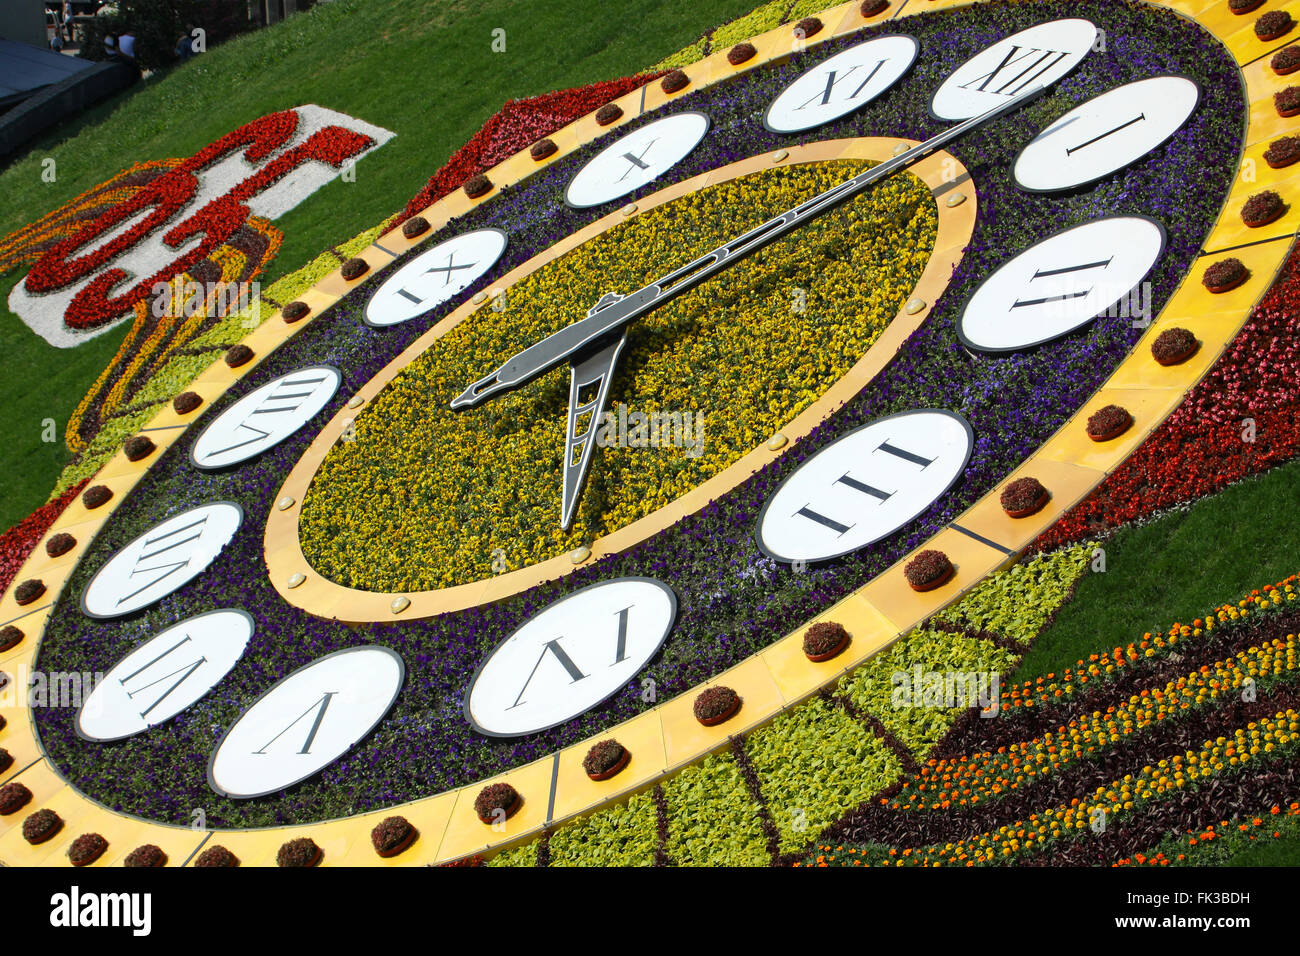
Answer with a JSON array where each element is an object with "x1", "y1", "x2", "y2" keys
[
  {"x1": 1220, "y1": 832, "x2": 1300, "y2": 865},
  {"x1": 1014, "y1": 457, "x2": 1300, "y2": 683},
  {"x1": 0, "y1": 0, "x2": 761, "y2": 530}
]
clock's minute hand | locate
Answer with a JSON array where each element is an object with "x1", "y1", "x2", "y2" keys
[{"x1": 451, "y1": 83, "x2": 1046, "y2": 411}]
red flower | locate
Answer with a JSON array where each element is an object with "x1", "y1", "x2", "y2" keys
[{"x1": 22, "y1": 111, "x2": 374, "y2": 332}]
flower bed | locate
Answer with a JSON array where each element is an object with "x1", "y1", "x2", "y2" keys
[
  {"x1": 1114, "y1": 802, "x2": 1300, "y2": 867},
  {"x1": 0, "y1": 479, "x2": 88, "y2": 595},
  {"x1": 396, "y1": 74, "x2": 666, "y2": 226},
  {"x1": 301, "y1": 160, "x2": 937, "y2": 590},
  {"x1": 879, "y1": 709, "x2": 1300, "y2": 866},
  {"x1": 662, "y1": 752, "x2": 771, "y2": 867},
  {"x1": 801, "y1": 573, "x2": 1300, "y2": 865},
  {"x1": 491, "y1": 544, "x2": 1090, "y2": 865},
  {"x1": 885, "y1": 633, "x2": 1300, "y2": 813},
  {"x1": 805, "y1": 711, "x2": 1300, "y2": 866},
  {"x1": 1034, "y1": 241, "x2": 1300, "y2": 552},
  {"x1": 29, "y1": 0, "x2": 1244, "y2": 831}
]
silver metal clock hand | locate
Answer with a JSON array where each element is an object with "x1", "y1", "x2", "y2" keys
[
  {"x1": 560, "y1": 328, "x2": 629, "y2": 530},
  {"x1": 450, "y1": 82, "x2": 1047, "y2": 411}
]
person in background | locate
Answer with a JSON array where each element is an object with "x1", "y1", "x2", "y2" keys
[
  {"x1": 50, "y1": 28, "x2": 65, "y2": 54},
  {"x1": 103, "y1": 33, "x2": 141, "y2": 79},
  {"x1": 175, "y1": 28, "x2": 195, "y2": 62},
  {"x1": 63, "y1": 1, "x2": 73, "y2": 41}
]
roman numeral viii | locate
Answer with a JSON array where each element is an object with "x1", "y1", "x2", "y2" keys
[
  {"x1": 201, "y1": 372, "x2": 331, "y2": 460},
  {"x1": 117, "y1": 514, "x2": 210, "y2": 607}
]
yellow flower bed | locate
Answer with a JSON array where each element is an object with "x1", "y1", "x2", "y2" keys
[{"x1": 300, "y1": 160, "x2": 937, "y2": 592}]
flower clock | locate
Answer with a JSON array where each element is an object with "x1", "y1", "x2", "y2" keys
[{"x1": 1, "y1": 0, "x2": 1296, "y2": 866}]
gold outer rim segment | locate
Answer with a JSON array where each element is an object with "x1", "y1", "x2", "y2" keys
[{"x1": 0, "y1": 0, "x2": 1291, "y2": 866}]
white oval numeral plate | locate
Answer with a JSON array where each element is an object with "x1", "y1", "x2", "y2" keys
[
  {"x1": 1014, "y1": 76, "x2": 1200, "y2": 192},
  {"x1": 191, "y1": 366, "x2": 341, "y2": 469},
  {"x1": 466, "y1": 577, "x2": 677, "y2": 737},
  {"x1": 931, "y1": 18, "x2": 1098, "y2": 121},
  {"x1": 77, "y1": 609, "x2": 254, "y2": 741},
  {"x1": 565, "y1": 112, "x2": 711, "y2": 209},
  {"x1": 208, "y1": 646, "x2": 405, "y2": 799},
  {"x1": 957, "y1": 216, "x2": 1165, "y2": 353},
  {"x1": 82, "y1": 502, "x2": 243, "y2": 618},
  {"x1": 757, "y1": 410, "x2": 973, "y2": 563},
  {"x1": 764, "y1": 35, "x2": 919, "y2": 133},
  {"x1": 364, "y1": 229, "x2": 507, "y2": 327}
]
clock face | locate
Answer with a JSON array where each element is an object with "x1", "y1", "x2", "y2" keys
[
  {"x1": 294, "y1": 150, "x2": 944, "y2": 597},
  {"x1": 564, "y1": 112, "x2": 712, "y2": 208},
  {"x1": 756, "y1": 409, "x2": 973, "y2": 564},
  {"x1": 957, "y1": 216, "x2": 1167, "y2": 353},
  {"x1": 207, "y1": 646, "x2": 405, "y2": 799},
  {"x1": 763, "y1": 34, "x2": 919, "y2": 133},
  {"x1": 79, "y1": 502, "x2": 244, "y2": 619},
  {"x1": 363, "y1": 229, "x2": 508, "y2": 327},
  {"x1": 1013, "y1": 76, "x2": 1202, "y2": 193},
  {"x1": 9, "y1": 0, "x2": 1272, "y2": 865},
  {"x1": 76, "y1": 609, "x2": 254, "y2": 742},
  {"x1": 465, "y1": 577, "x2": 677, "y2": 737},
  {"x1": 928, "y1": 17, "x2": 1099, "y2": 120},
  {"x1": 191, "y1": 366, "x2": 342, "y2": 469}
]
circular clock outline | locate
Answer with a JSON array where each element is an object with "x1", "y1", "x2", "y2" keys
[
  {"x1": 77, "y1": 500, "x2": 246, "y2": 621},
  {"x1": 760, "y1": 33, "x2": 921, "y2": 135},
  {"x1": 953, "y1": 213, "x2": 1169, "y2": 355},
  {"x1": 204, "y1": 643, "x2": 407, "y2": 800},
  {"x1": 359, "y1": 228, "x2": 509, "y2": 329},
  {"x1": 753, "y1": 407, "x2": 974, "y2": 564},
  {"x1": 561, "y1": 110, "x2": 714, "y2": 210},
  {"x1": 1011, "y1": 74, "x2": 1204, "y2": 196},
  {"x1": 0, "y1": 0, "x2": 1280, "y2": 865},
  {"x1": 72, "y1": 607, "x2": 257, "y2": 743},
  {"x1": 461, "y1": 576, "x2": 678, "y2": 739},
  {"x1": 924, "y1": 16, "x2": 1100, "y2": 123},
  {"x1": 188, "y1": 363, "x2": 345, "y2": 470}
]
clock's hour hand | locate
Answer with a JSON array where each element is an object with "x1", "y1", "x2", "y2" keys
[
  {"x1": 559, "y1": 328, "x2": 630, "y2": 530},
  {"x1": 451, "y1": 83, "x2": 1047, "y2": 411}
]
